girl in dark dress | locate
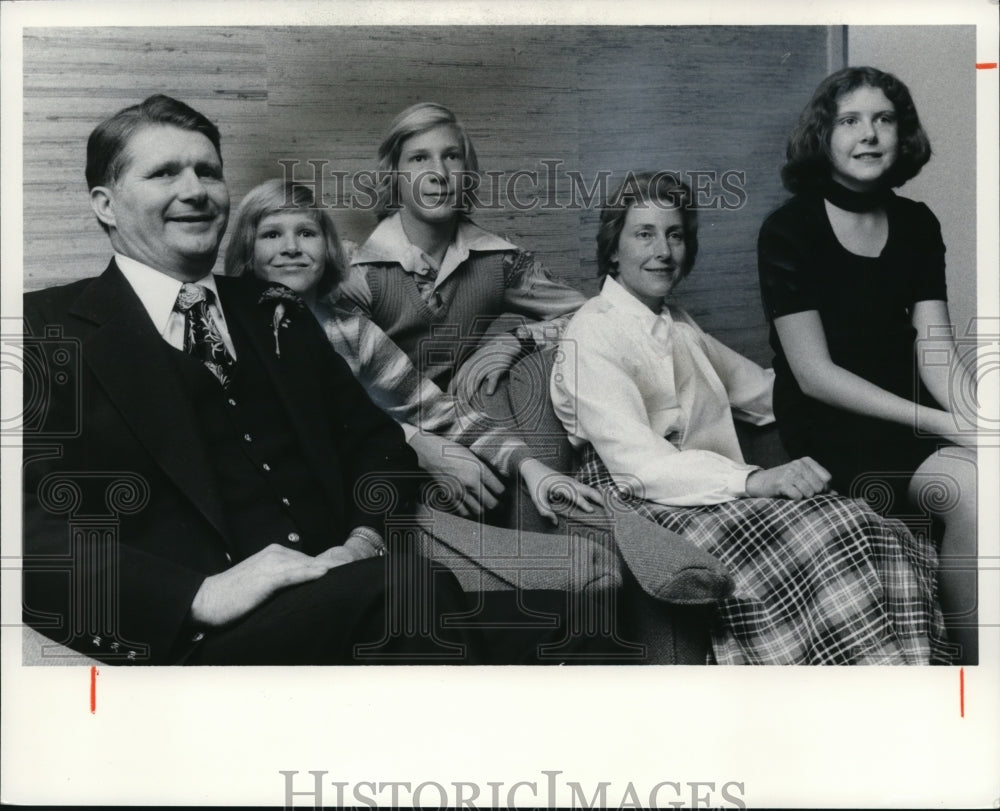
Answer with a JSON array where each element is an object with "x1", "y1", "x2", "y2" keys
[{"x1": 758, "y1": 66, "x2": 980, "y2": 664}]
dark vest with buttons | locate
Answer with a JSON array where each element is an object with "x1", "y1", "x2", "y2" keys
[
  {"x1": 167, "y1": 314, "x2": 339, "y2": 562},
  {"x1": 364, "y1": 251, "x2": 509, "y2": 389}
]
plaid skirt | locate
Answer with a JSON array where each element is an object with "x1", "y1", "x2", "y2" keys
[{"x1": 578, "y1": 447, "x2": 951, "y2": 665}]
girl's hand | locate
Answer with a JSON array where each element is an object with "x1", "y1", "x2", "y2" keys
[
  {"x1": 919, "y1": 407, "x2": 982, "y2": 449},
  {"x1": 517, "y1": 458, "x2": 604, "y2": 525},
  {"x1": 745, "y1": 457, "x2": 832, "y2": 500},
  {"x1": 408, "y1": 432, "x2": 505, "y2": 516}
]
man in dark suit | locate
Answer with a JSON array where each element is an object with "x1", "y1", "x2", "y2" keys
[{"x1": 22, "y1": 94, "x2": 499, "y2": 665}]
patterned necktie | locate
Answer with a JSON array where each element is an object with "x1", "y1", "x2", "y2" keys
[
  {"x1": 410, "y1": 247, "x2": 445, "y2": 312},
  {"x1": 173, "y1": 283, "x2": 236, "y2": 388}
]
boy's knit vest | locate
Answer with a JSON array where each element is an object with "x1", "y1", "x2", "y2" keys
[{"x1": 363, "y1": 250, "x2": 510, "y2": 389}]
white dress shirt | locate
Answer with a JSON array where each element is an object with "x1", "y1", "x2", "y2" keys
[
  {"x1": 551, "y1": 276, "x2": 775, "y2": 506},
  {"x1": 116, "y1": 254, "x2": 237, "y2": 359}
]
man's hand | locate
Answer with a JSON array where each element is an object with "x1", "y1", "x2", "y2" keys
[
  {"x1": 518, "y1": 458, "x2": 604, "y2": 525},
  {"x1": 451, "y1": 336, "x2": 523, "y2": 399},
  {"x1": 189, "y1": 543, "x2": 353, "y2": 628},
  {"x1": 408, "y1": 431, "x2": 505, "y2": 516},
  {"x1": 745, "y1": 457, "x2": 832, "y2": 500},
  {"x1": 314, "y1": 546, "x2": 359, "y2": 567}
]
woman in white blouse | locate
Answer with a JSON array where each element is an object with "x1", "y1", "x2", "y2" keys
[{"x1": 551, "y1": 172, "x2": 948, "y2": 665}]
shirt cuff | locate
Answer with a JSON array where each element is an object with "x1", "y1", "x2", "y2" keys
[
  {"x1": 468, "y1": 435, "x2": 532, "y2": 478},
  {"x1": 521, "y1": 317, "x2": 569, "y2": 347},
  {"x1": 506, "y1": 444, "x2": 536, "y2": 478},
  {"x1": 510, "y1": 324, "x2": 537, "y2": 358},
  {"x1": 400, "y1": 422, "x2": 419, "y2": 442},
  {"x1": 733, "y1": 466, "x2": 761, "y2": 497},
  {"x1": 345, "y1": 526, "x2": 387, "y2": 558}
]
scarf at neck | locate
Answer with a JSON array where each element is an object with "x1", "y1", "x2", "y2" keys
[{"x1": 822, "y1": 178, "x2": 892, "y2": 213}]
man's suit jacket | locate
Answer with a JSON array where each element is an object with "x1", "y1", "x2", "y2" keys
[{"x1": 22, "y1": 261, "x2": 419, "y2": 664}]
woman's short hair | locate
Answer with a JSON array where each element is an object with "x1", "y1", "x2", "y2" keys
[
  {"x1": 86, "y1": 94, "x2": 223, "y2": 232},
  {"x1": 224, "y1": 179, "x2": 347, "y2": 298},
  {"x1": 596, "y1": 172, "x2": 699, "y2": 281},
  {"x1": 373, "y1": 102, "x2": 480, "y2": 220},
  {"x1": 781, "y1": 66, "x2": 931, "y2": 193}
]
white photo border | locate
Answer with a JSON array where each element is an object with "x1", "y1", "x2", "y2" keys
[{"x1": 2, "y1": 1, "x2": 997, "y2": 808}]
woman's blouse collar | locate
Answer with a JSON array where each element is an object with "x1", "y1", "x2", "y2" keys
[{"x1": 599, "y1": 276, "x2": 673, "y2": 334}]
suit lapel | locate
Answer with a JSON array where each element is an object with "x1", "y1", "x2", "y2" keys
[
  {"x1": 215, "y1": 277, "x2": 342, "y2": 502},
  {"x1": 72, "y1": 262, "x2": 231, "y2": 543}
]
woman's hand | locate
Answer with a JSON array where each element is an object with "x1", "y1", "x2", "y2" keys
[
  {"x1": 408, "y1": 431, "x2": 505, "y2": 516},
  {"x1": 518, "y1": 457, "x2": 604, "y2": 525},
  {"x1": 745, "y1": 457, "x2": 832, "y2": 500}
]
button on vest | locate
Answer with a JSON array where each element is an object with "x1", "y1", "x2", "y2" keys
[{"x1": 167, "y1": 319, "x2": 339, "y2": 561}]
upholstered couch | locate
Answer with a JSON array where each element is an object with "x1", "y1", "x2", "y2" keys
[
  {"x1": 22, "y1": 346, "x2": 786, "y2": 667},
  {"x1": 428, "y1": 344, "x2": 792, "y2": 665}
]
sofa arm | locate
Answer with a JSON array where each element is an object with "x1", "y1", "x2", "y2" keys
[
  {"x1": 504, "y1": 346, "x2": 577, "y2": 473},
  {"x1": 414, "y1": 506, "x2": 621, "y2": 594},
  {"x1": 553, "y1": 502, "x2": 733, "y2": 605},
  {"x1": 23, "y1": 625, "x2": 101, "y2": 666},
  {"x1": 474, "y1": 346, "x2": 732, "y2": 606}
]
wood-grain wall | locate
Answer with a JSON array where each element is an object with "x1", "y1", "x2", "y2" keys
[{"x1": 21, "y1": 26, "x2": 840, "y2": 363}]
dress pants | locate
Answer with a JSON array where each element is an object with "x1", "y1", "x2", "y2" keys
[{"x1": 185, "y1": 555, "x2": 595, "y2": 665}]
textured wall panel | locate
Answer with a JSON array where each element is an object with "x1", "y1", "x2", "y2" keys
[
  {"x1": 21, "y1": 25, "x2": 837, "y2": 363},
  {"x1": 22, "y1": 27, "x2": 267, "y2": 289}
]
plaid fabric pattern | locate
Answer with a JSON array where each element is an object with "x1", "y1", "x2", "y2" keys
[{"x1": 578, "y1": 446, "x2": 950, "y2": 665}]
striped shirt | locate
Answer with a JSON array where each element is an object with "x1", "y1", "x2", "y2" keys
[{"x1": 313, "y1": 298, "x2": 531, "y2": 477}]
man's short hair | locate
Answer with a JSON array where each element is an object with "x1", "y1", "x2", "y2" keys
[{"x1": 85, "y1": 94, "x2": 223, "y2": 191}]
